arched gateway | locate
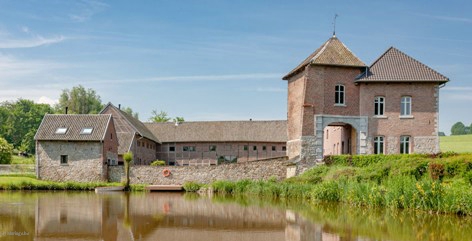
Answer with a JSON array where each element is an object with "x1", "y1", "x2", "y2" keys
[{"x1": 315, "y1": 115, "x2": 368, "y2": 160}]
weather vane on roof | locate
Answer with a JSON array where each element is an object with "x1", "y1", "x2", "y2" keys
[{"x1": 333, "y1": 13, "x2": 338, "y2": 36}]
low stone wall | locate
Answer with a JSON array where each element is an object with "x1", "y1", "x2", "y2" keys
[
  {"x1": 0, "y1": 164, "x2": 35, "y2": 175},
  {"x1": 108, "y1": 156, "x2": 289, "y2": 185}
]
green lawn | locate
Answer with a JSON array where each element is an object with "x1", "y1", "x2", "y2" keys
[
  {"x1": 440, "y1": 134, "x2": 472, "y2": 153},
  {"x1": 11, "y1": 155, "x2": 35, "y2": 164}
]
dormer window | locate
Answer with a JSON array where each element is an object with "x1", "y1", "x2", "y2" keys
[
  {"x1": 80, "y1": 127, "x2": 93, "y2": 135},
  {"x1": 55, "y1": 127, "x2": 68, "y2": 134}
]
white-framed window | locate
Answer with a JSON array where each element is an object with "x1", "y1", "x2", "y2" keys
[
  {"x1": 80, "y1": 127, "x2": 93, "y2": 135},
  {"x1": 335, "y1": 85, "x2": 345, "y2": 105},
  {"x1": 401, "y1": 96, "x2": 412, "y2": 116},
  {"x1": 374, "y1": 96, "x2": 385, "y2": 116},
  {"x1": 169, "y1": 146, "x2": 175, "y2": 152},
  {"x1": 55, "y1": 127, "x2": 68, "y2": 134},
  {"x1": 374, "y1": 136, "x2": 384, "y2": 154},
  {"x1": 400, "y1": 136, "x2": 410, "y2": 154}
]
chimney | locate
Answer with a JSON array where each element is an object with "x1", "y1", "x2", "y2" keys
[
  {"x1": 65, "y1": 107, "x2": 68, "y2": 114},
  {"x1": 118, "y1": 104, "x2": 121, "y2": 110}
]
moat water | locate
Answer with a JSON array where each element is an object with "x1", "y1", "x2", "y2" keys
[{"x1": 0, "y1": 191, "x2": 470, "y2": 241}]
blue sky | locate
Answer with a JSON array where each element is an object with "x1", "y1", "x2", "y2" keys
[{"x1": 0, "y1": 0, "x2": 470, "y2": 134}]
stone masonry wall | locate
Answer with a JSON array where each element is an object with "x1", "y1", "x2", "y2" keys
[
  {"x1": 37, "y1": 141, "x2": 106, "y2": 182},
  {"x1": 108, "y1": 157, "x2": 288, "y2": 185}
]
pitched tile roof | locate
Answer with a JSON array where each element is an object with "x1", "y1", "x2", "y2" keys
[
  {"x1": 356, "y1": 47, "x2": 449, "y2": 83},
  {"x1": 145, "y1": 120, "x2": 287, "y2": 143},
  {"x1": 34, "y1": 114, "x2": 112, "y2": 141},
  {"x1": 100, "y1": 103, "x2": 160, "y2": 143},
  {"x1": 117, "y1": 132, "x2": 135, "y2": 155},
  {"x1": 283, "y1": 35, "x2": 366, "y2": 80}
]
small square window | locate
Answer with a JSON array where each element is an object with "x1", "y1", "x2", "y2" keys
[
  {"x1": 282, "y1": 146, "x2": 287, "y2": 151},
  {"x1": 60, "y1": 155, "x2": 68, "y2": 165},
  {"x1": 209, "y1": 145, "x2": 217, "y2": 151},
  {"x1": 243, "y1": 145, "x2": 248, "y2": 151},
  {"x1": 169, "y1": 146, "x2": 175, "y2": 152},
  {"x1": 55, "y1": 127, "x2": 68, "y2": 134},
  {"x1": 253, "y1": 146, "x2": 257, "y2": 151},
  {"x1": 183, "y1": 146, "x2": 196, "y2": 152},
  {"x1": 80, "y1": 127, "x2": 93, "y2": 135},
  {"x1": 272, "y1": 146, "x2": 276, "y2": 151},
  {"x1": 262, "y1": 146, "x2": 266, "y2": 151}
]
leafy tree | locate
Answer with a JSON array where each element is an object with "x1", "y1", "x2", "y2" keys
[
  {"x1": 55, "y1": 85, "x2": 103, "y2": 114},
  {"x1": 451, "y1": 122, "x2": 466, "y2": 135},
  {"x1": 0, "y1": 99, "x2": 53, "y2": 153},
  {"x1": 149, "y1": 110, "x2": 171, "y2": 123},
  {"x1": 123, "y1": 151, "x2": 133, "y2": 191},
  {"x1": 0, "y1": 137, "x2": 13, "y2": 164},
  {"x1": 122, "y1": 106, "x2": 139, "y2": 120},
  {"x1": 173, "y1": 117, "x2": 185, "y2": 123}
]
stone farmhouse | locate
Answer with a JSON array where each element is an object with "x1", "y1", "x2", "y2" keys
[
  {"x1": 284, "y1": 35, "x2": 449, "y2": 161},
  {"x1": 34, "y1": 114, "x2": 118, "y2": 182},
  {"x1": 35, "y1": 103, "x2": 287, "y2": 172}
]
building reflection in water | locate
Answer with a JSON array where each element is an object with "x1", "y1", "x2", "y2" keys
[{"x1": 0, "y1": 191, "x2": 368, "y2": 241}]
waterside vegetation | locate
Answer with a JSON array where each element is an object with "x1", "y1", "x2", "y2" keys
[
  {"x1": 0, "y1": 176, "x2": 145, "y2": 191},
  {"x1": 185, "y1": 153, "x2": 472, "y2": 215}
]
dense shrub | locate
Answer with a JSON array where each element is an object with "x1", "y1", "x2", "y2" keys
[
  {"x1": 0, "y1": 137, "x2": 13, "y2": 164},
  {"x1": 311, "y1": 181, "x2": 340, "y2": 202},
  {"x1": 183, "y1": 181, "x2": 203, "y2": 192},
  {"x1": 150, "y1": 160, "x2": 166, "y2": 166}
]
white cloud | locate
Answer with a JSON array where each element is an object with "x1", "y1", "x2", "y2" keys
[
  {"x1": 21, "y1": 26, "x2": 30, "y2": 33},
  {"x1": 443, "y1": 93, "x2": 472, "y2": 101},
  {"x1": 0, "y1": 54, "x2": 66, "y2": 80},
  {"x1": 37, "y1": 96, "x2": 58, "y2": 105},
  {"x1": 0, "y1": 88, "x2": 60, "y2": 104},
  {"x1": 416, "y1": 13, "x2": 472, "y2": 24},
  {"x1": 0, "y1": 35, "x2": 65, "y2": 49},
  {"x1": 255, "y1": 87, "x2": 286, "y2": 92},
  {"x1": 442, "y1": 86, "x2": 472, "y2": 91},
  {"x1": 83, "y1": 73, "x2": 284, "y2": 85},
  {"x1": 69, "y1": 0, "x2": 109, "y2": 23}
]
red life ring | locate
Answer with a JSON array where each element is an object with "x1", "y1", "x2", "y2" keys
[{"x1": 163, "y1": 169, "x2": 171, "y2": 177}]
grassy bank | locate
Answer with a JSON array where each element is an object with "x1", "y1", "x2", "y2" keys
[
  {"x1": 185, "y1": 153, "x2": 472, "y2": 215},
  {"x1": 0, "y1": 176, "x2": 145, "y2": 191},
  {"x1": 440, "y1": 134, "x2": 472, "y2": 153}
]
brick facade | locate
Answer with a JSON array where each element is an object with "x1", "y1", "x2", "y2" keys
[
  {"x1": 284, "y1": 36, "x2": 447, "y2": 160},
  {"x1": 157, "y1": 142, "x2": 286, "y2": 165},
  {"x1": 360, "y1": 82, "x2": 440, "y2": 154}
]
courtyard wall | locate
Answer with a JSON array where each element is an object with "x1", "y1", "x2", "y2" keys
[{"x1": 108, "y1": 156, "x2": 289, "y2": 185}]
